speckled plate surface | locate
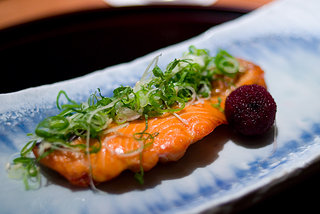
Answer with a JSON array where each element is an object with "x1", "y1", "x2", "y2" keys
[{"x1": 1, "y1": 0, "x2": 320, "y2": 213}]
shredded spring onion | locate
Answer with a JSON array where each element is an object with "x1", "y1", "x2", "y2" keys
[{"x1": 9, "y1": 46, "x2": 239, "y2": 189}]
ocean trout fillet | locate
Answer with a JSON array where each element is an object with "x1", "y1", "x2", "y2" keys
[{"x1": 33, "y1": 59, "x2": 266, "y2": 186}]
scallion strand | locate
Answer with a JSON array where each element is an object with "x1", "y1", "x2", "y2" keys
[{"x1": 10, "y1": 46, "x2": 240, "y2": 189}]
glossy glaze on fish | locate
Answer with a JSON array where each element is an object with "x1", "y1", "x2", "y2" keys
[{"x1": 33, "y1": 59, "x2": 266, "y2": 187}]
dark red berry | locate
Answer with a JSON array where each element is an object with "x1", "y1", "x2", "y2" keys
[{"x1": 225, "y1": 84, "x2": 277, "y2": 136}]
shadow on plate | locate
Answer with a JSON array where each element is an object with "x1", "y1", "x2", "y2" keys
[
  {"x1": 231, "y1": 125, "x2": 278, "y2": 149},
  {"x1": 40, "y1": 124, "x2": 276, "y2": 194}
]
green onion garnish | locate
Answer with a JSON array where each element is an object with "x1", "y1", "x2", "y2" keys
[
  {"x1": 8, "y1": 46, "x2": 239, "y2": 189},
  {"x1": 212, "y1": 97, "x2": 224, "y2": 112}
]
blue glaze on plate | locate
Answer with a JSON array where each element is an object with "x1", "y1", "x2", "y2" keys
[{"x1": 1, "y1": 0, "x2": 320, "y2": 213}]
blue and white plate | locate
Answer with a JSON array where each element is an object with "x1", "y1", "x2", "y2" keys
[{"x1": 1, "y1": 0, "x2": 320, "y2": 213}]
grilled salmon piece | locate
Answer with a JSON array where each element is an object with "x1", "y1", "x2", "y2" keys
[{"x1": 33, "y1": 59, "x2": 266, "y2": 186}]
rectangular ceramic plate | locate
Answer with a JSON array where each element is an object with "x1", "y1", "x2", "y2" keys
[{"x1": 1, "y1": 0, "x2": 320, "y2": 213}]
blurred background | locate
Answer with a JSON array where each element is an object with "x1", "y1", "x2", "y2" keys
[
  {"x1": 0, "y1": 0, "x2": 272, "y2": 29},
  {"x1": 0, "y1": 0, "x2": 272, "y2": 93}
]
